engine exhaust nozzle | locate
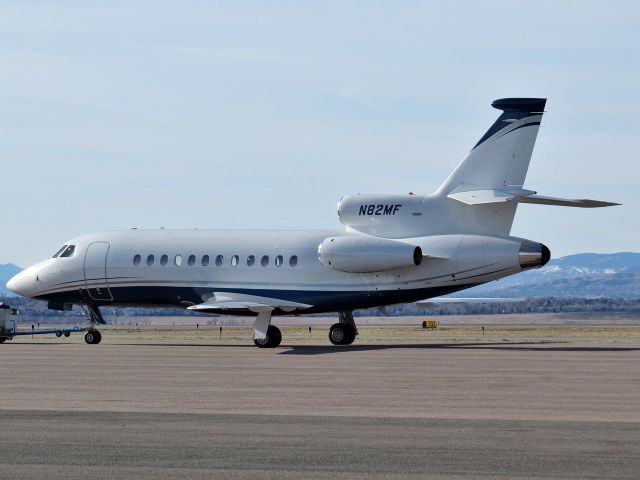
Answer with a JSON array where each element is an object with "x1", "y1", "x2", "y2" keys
[{"x1": 519, "y1": 242, "x2": 551, "y2": 269}]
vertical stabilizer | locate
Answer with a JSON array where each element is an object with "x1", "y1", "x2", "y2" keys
[
  {"x1": 435, "y1": 98, "x2": 546, "y2": 235},
  {"x1": 437, "y1": 98, "x2": 546, "y2": 195}
]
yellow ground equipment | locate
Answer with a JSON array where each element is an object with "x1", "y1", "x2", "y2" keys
[{"x1": 422, "y1": 320, "x2": 439, "y2": 330}]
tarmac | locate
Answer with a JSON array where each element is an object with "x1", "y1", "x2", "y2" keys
[{"x1": 1, "y1": 327, "x2": 639, "y2": 479}]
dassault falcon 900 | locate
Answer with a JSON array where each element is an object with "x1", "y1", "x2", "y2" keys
[{"x1": 6, "y1": 98, "x2": 618, "y2": 347}]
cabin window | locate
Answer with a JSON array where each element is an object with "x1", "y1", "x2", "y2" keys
[
  {"x1": 188, "y1": 255, "x2": 196, "y2": 266},
  {"x1": 146, "y1": 254, "x2": 155, "y2": 266},
  {"x1": 174, "y1": 254, "x2": 183, "y2": 266},
  {"x1": 261, "y1": 255, "x2": 269, "y2": 267},
  {"x1": 133, "y1": 254, "x2": 141, "y2": 266},
  {"x1": 275, "y1": 255, "x2": 283, "y2": 267},
  {"x1": 52, "y1": 245, "x2": 67, "y2": 258},
  {"x1": 231, "y1": 255, "x2": 239, "y2": 267},
  {"x1": 247, "y1": 255, "x2": 255, "y2": 267},
  {"x1": 215, "y1": 255, "x2": 223, "y2": 266},
  {"x1": 202, "y1": 255, "x2": 210, "y2": 266},
  {"x1": 60, "y1": 245, "x2": 76, "y2": 258},
  {"x1": 160, "y1": 255, "x2": 168, "y2": 266},
  {"x1": 289, "y1": 255, "x2": 298, "y2": 267}
]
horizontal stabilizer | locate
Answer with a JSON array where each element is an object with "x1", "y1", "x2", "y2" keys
[
  {"x1": 188, "y1": 293, "x2": 313, "y2": 313},
  {"x1": 517, "y1": 195, "x2": 620, "y2": 208},
  {"x1": 448, "y1": 189, "x2": 619, "y2": 208},
  {"x1": 448, "y1": 188, "x2": 534, "y2": 205}
]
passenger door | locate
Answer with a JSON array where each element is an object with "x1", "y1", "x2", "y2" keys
[{"x1": 84, "y1": 242, "x2": 113, "y2": 301}]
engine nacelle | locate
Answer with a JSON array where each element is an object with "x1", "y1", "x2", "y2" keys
[{"x1": 318, "y1": 236, "x2": 422, "y2": 273}]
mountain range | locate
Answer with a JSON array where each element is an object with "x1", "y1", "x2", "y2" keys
[
  {"x1": 1, "y1": 252, "x2": 639, "y2": 298},
  {"x1": 463, "y1": 252, "x2": 640, "y2": 298}
]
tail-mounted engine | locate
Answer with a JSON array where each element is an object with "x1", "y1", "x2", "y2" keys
[{"x1": 318, "y1": 235, "x2": 422, "y2": 273}]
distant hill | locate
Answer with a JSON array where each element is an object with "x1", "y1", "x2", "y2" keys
[
  {"x1": 462, "y1": 252, "x2": 640, "y2": 298},
  {"x1": 0, "y1": 263, "x2": 22, "y2": 296}
]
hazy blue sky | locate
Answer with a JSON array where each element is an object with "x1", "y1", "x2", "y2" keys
[{"x1": 1, "y1": 1, "x2": 638, "y2": 266}]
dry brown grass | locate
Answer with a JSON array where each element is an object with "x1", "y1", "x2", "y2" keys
[{"x1": 10, "y1": 322, "x2": 640, "y2": 346}]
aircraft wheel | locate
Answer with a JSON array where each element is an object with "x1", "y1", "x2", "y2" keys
[
  {"x1": 55, "y1": 331, "x2": 63, "y2": 337},
  {"x1": 329, "y1": 323, "x2": 356, "y2": 346},
  {"x1": 63, "y1": 331, "x2": 71, "y2": 337},
  {"x1": 85, "y1": 330, "x2": 102, "y2": 345},
  {"x1": 253, "y1": 325, "x2": 282, "y2": 348},
  {"x1": 0, "y1": 337, "x2": 6, "y2": 344},
  {"x1": 267, "y1": 325, "x2": 282, "y2": 347}
]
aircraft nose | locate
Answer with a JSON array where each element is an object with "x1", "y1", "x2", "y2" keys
[{"x1": 6, "y1": 270, "x2": 36, "y2": 298}]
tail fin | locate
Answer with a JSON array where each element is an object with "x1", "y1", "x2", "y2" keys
[
  {"x1": 336, "y1": 98, "x2": 616, "y2": 240},
  {"x1": 432, "y1": 98, "x2": 546, "y2": 236},
  {"x1": 437, "y1": 98, "x2": 546, "y2": 196}
]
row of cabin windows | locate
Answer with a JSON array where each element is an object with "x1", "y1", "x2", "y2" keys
[{"x1": 133, "y1": 254, "x2": 298, "y2": 268}]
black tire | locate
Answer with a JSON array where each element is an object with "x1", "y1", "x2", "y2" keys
[
  {"x1": 55, "y1": 331, "x2": 63, "y2": 337},
  {"x1": 85, "y1": 330, "x2": 102, "y2": 345},
  {"x1": 63, "y1": 331, "x2": 70, "y2": 337},
  {"x1": 329, "y1": 323, "x2": 356, "y2": 346},
  {"x1": 268, "y1": 325, "x2": 282, "y2": 347},
  {"x1": 0, "y1": 337, "x2": 7, "y2": 344},
  {"x1": 329, "y1": 323, "x2": 346, "y2": 345},
  {"x1": 342, "y1": 326, "x2": 356, "y2": 345},
  {"x1": 253, "y1": 325, "x2": 282, "y2": 348}
]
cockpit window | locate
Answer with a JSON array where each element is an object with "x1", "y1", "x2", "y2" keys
[
  {"x1": 59, "y1": 245, "x2": 76, "y2": 258},
  {"x1": 52, "y1": 245, "x2": 68, "y2": 258}
]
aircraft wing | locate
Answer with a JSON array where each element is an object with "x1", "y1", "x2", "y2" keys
[
  {"x1": 415, "y1": 297, "x2": 525, "y2": 307},
  {"x1": 187, "y1": 292, "x2": 313, "y2": 314}
]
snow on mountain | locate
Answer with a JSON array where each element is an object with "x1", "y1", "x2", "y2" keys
[{"x1": 455, "y1": 253, "x2": 640, "y2": 298}]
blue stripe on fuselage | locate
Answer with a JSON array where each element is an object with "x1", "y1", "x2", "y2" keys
[{"x1": 36, "y1": 284, "x2": 481, "y2": 315}]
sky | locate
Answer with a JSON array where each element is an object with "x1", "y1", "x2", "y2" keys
[{"x1": 1, "y1": 1, "x2": 638, "y2": 266}]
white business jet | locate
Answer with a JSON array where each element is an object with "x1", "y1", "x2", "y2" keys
[{"x1": 7, "y1": 98, "x2": 617, "y2": 347}]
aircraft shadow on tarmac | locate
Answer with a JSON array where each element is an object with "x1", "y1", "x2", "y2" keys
[
  {"x1": 89, "y1": 342, "x2": 640, "y2": 355},
  {"x1": 277, "y1": 342, "x2": 640, "y2": 355}
]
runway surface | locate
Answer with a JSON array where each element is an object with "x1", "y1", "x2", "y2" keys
[
  {"x1": 1, "y1": 336, "x2": 639, "y2": 478},
  {"x1": 2, "y1": 411, "x2": 639, "y2": 480}
]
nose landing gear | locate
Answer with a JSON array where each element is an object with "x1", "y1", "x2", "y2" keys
[
  {"x1": 84, "y1": 330, "x2": 102, "y2": 345},
  {"x1": 79, "y1": 304, "x2": 106, "y2": 345}
]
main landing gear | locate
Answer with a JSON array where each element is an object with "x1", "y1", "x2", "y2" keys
[
  {"x1": 328, "y1": 311, "x2": 358, "y2": 346},
  {"x1": 252, "y1": 311, "x2": 282, "y2": 348},
  {"x1": 250, "y1": 310, "x2": 359, "y2": 348},
  {"x1": 253, "y1": 325, "x2": 282, "y2": 348}
]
